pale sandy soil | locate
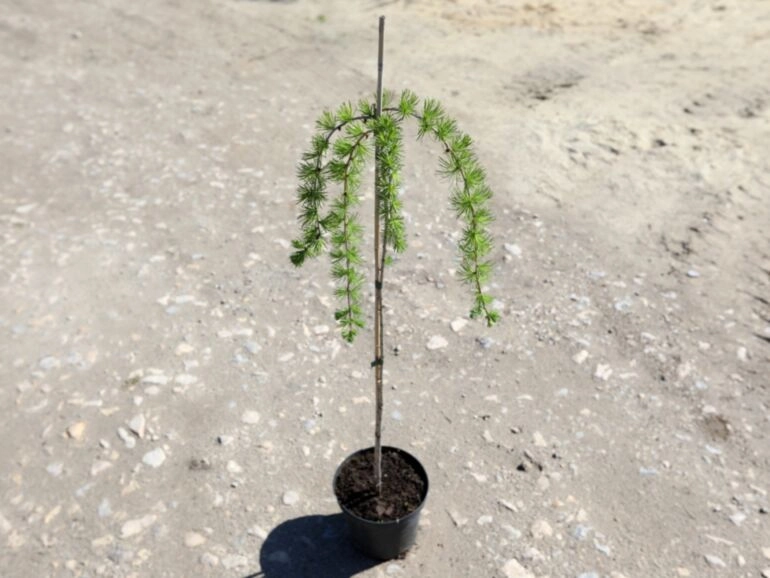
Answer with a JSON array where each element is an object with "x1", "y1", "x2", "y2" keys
[{"x1": 1, "y1": 1, "x2": 769, "y2": 577}]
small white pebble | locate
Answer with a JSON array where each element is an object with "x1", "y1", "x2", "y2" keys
[
  {"x1": 572, "y1": 350, "x2": 589, "y2": 364},
  {"x1": 241, "y1": 410, "x2": 260, "y2": 425},
  {"x1": 426, "y1": 335, "x2": 448, "y2": 350},
  {"x1": 704, "y1": 554, "x2": 726, "y2": 568},
  {"x1": 221, "y1": 554, "x2": 248, "y2": 569},
  {"x1": 184, "y1": 531, "x2": 206, "y2": 548},
  {"x1": 532, "y1": 431, "x2": 547, "y2": 447},
  {"x1": 282, "y1": 491, "x2": 299, "y2": 506},
  {"x1": 530, "y1": 519, "x2": 553, "y2": 540},
  {"x1": 142, "y1": 448, "x2": 166, "y2": 468},
  {"x1": 594, "y1": 364, "x2": 613, "y2": 381},
  {"x1": 128, "y1": 414, "x2": 146, "y2": 439}
]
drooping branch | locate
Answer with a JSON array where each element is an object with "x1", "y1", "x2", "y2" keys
[
  {"x1": 391, "y1": 92, "x2": 499, "y2": 326},
  {"x1": 327, "y1": 123, "x2": 372, "y2": 342},
  {"x1": 292, "y1": 90, "x2": 499, "y2": 342},
  {"x1": 374, "y1": 114, "x2": 406, "y2": 258},
  {"x1": 291, "y1": 104, "x2": 376, "y2": 268}
]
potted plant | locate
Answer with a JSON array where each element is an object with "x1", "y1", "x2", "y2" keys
[{"x1": 290, "y1": 17, "x2": 499, "y2": 560}]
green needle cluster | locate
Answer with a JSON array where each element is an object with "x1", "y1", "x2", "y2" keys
[{"x1": 291, "y1": 90, "x2": 499, "y2": 341}]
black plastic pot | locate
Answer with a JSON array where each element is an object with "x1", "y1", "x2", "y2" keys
[{"x1": 333, "y1": 446, "x2": 429, "y2": 560}]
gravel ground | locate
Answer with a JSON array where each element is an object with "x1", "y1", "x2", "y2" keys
[{"x1": 1, "y1": 1, "x2": 769, "y2": 577}]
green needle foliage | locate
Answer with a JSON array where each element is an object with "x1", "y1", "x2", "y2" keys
[{"x1": 291, "y1": 89, "x2": 499, "y2": 342}]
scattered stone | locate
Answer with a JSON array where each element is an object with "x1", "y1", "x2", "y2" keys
[
  {"x1": 142, "y1": 448, "x2": 166, "y2": 468},
  {"x1": 502, "y1": 525, "x2": 522, "y2": 540},
  {"x1": 128, "y1": 414, "x2": 146, "y2": 439},
  {"x1": 761, "y1": 569, "x2": 770, "y2": 578},
  {"x1": 243, "y1": 341, "x2": 261, "y2": 354},
  {"x1": 594, "y1": 364, "x2": 613, "y2": 381},
  {"x1": 303, "y1": 419, "x2": 317, "y2": 434},
  {"x1": 282, "y1": 491, "x2": 299, "y2": 506},
  {"x1": 578, "y1": 573, "x2": 599, "y2": 578},
  {"x1": 704, "y1": 554, "x2": 726, "y2": 568},
  {"x1": 226, "y1": 460, "x2": 243, "y2": 474},
  {"x1": 66, "y1": 421, "x2": 87, "y2": 440},
  {"x1": 426, "y1": 335, "x2": 448, "y2": 350},
  {"x1": 530, "y1": 519, "x2": 553, "y2": 540},
  {"x1": 91, "y1": 460, "x2": 112, "y2": 476},
  {"x1": 0, "y1": 511, "x2": 12, "y2": 535},
  {"x1": 217, "y1": 435, "x2": 234, "y2": 446},
  {"x1": 686, "y1": 269, "x2": 700, "y2": 278},
  {"x1": 476, "y1": 336, "x2": 493, "y2": 349},
  {"x1": 16, "y1": 202, "x2": 37, "y2": 214},
  {"x1": 184, "y1": 532, "x2": 206, "y2": 548},
  {"x1": 522, "y1": 547, "x2": 544, "y2": 562},
  {"x1": 44, "y1": 505, "x2": 61, "y2": 525},
  {"x1": 313, "y1": 324, "x2": 330, "y2": 335},
  {"x1": 477, "y1": 515, "x2": 493, "y2": 525},
  {"x1": 47, "y1": 462, "x2": 64, "y2": 477},
  {"x1": 386, "y1": 563, "x2": 403, "y2": 575},
  {"x1": 504, "y1": 243, "x2": 522, "y2": 257},
  {"x1": 38, "y1": 356, "x2": 60, "y2": 370},
  {"x1": 221, "y1": 554, "x2": 248, "y2": 570},
  {"x1": 532, "y1": 431, "x2": 547, "y2": 448},
  {"x1": 639, "y1": 467, "x2": 659, "y2": 477},
  {"x1": 120, "y1": 515, "x2": 156, "y2": 538},
  {"x1": 174, "y1": 374, "x2": 198, "y2": 386},
  {"x1": 248, "y1": 525, "x2": 268, "y2": 540},
  {"x1": 142, "y1": 374, "x2": 169, "y2": 385},
  {"x1": 614, "y1": 296, "x2": 633, "y2": 312},
  {"x1": 502, "y1": 558, "x2": 534, "y2": 578},
  {"x1": 175, "y1": 343, "x2": 195, "y2": 356},
  {"x1": 573, "y1": 525, "x2": 592, "y2": 540},
  {"x1": 91, "y1": 534, "x2": 114, "y2": 549},
  {"x1": 200, "y1": 552, "x2": 219, "y2": 567},
  {"x1": 117, "y1": 427, "x2": 136, "y2": 449},
  {"x1": 98, "y1": 498, "x2": 112, "y2": 518},
  {"x1": 448, "y1": 510, "x2": 468, "y2": 527},
  {"x1": 189, "y1": 457, "x2": 212, "y2": 471},
  {"x1": 450, "y1": 318, "x2": 468, "y2": 333},
  {"x1": 572, "y1": 350, "x2": 589, "y2": 364},
  {"x1": 763, "y1": 547, "x2": 770, "y2": 560},
  {"x1": 241, "y1": 410, "x2": 260, "y2": 425},
  {"x1": 729, "y1": 512, "x2": 746, "y2": 526}
]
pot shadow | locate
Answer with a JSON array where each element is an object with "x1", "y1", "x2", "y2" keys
[{"x1": 244, "y1": 514, "x2": 380, "y2": 578}]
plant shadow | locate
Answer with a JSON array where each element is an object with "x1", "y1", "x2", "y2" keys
[{"x1": 244, "y1": 514, "x2": 380, "y2": 578}]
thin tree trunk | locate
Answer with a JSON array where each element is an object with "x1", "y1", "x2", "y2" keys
[{"x1": 373, "y1": 15, "x2": 385, "y2": 495}]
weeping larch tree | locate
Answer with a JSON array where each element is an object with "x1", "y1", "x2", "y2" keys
[{"x1": 291, "y1": 17, "x2": 498, "y2": 494}]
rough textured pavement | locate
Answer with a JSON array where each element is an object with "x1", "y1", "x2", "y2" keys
[{"x1": 1, "y1": 1, "x2": 769, "y2": 576}]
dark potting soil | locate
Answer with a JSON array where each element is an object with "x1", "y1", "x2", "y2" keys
[{"x1": 335, "y1": 448, "x2": 426, "y2": 522}]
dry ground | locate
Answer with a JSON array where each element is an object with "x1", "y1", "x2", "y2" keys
[{"x1": 1, "y1": 0, "x2": 769, "y2": 576}]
